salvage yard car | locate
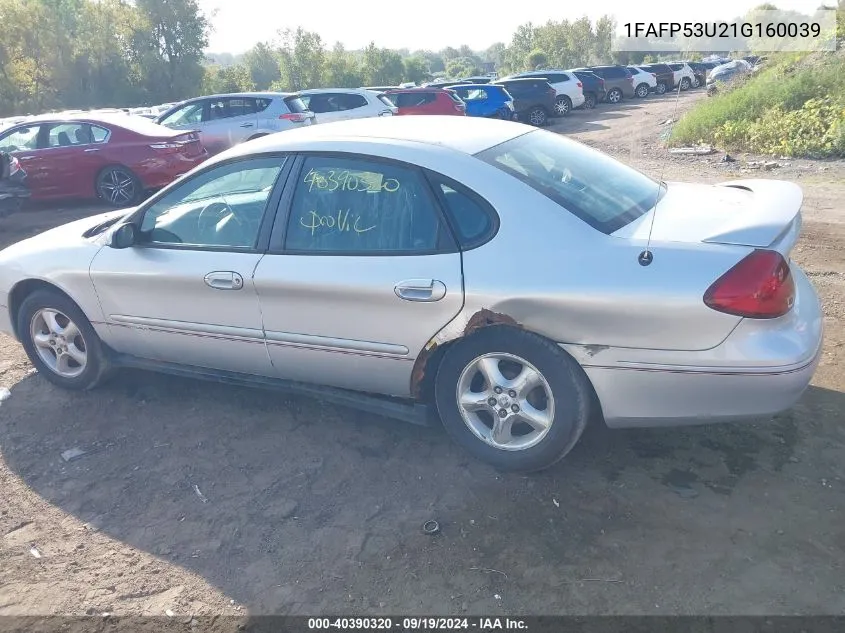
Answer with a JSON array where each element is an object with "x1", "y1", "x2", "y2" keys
[
  {"x1": 0, "y1": 116, "x2": 823, "y2": 472},
  {"x1": 0, "y1": 113, "x2": 207, "y2": 206}
]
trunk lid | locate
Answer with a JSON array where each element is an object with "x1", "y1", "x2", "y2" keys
[{"x1": 613, "y1": 179, "x2": 803, "y2": 255}]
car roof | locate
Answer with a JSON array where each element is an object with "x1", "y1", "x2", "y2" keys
[
  {"x1": 454, "y1": 84, "x2": 505, "y2": 89},
  {"x1": 496, "y1": 77, "x2": 549, "y2": 83},
  {"x1": 182, "y1": 92, "x2": 297, "y2": 102},
  {"x1": 299, "y1": 88, "x2": 370, "y2": 95},
  {"x1": 221, "y1": 115, "x2": 531, "y2": 159}
]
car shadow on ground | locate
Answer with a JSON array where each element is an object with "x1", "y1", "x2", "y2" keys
[{"x1": 2, "y1": 366, "x2": 844, "y2": 615}]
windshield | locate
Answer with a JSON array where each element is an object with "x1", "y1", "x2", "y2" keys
[{"x1": 476, "y1": 129, "x2": 664, "y2": 233}]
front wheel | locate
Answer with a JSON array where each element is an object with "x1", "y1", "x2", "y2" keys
[
  {"x1": 96, "y1": 166, "x2": 141, "y2": 207},
  {"x1": 606, "y1": 88, "x2": 623, "y2": 104},
  {"x1": 635, "y1": 83, "x2": 650, "y2": 98},
  {"x1": 527, "y1": 106, "x2": 548, "y2": 126},
  {"x1": 17, "y1": 290, "x2": 110, "y2": 391},
  {"x1": 554, "y1": 96, "x2": 572, "y2": 116},
  {"x1": 434, "y1": 327, "x2": 592, "y2": 472},
  {"x1": 656, "y1": 82, "x2": 668, "y2": 95},
  {"x1": 584, "y1": 93, "x2": 597, "y2": 109}
]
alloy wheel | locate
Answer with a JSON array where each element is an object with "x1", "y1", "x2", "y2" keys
[
  {"x1": 98, "y1": 168, "x2": 137, "y2": 205},
  {"x1": 30, "y1": 308, "x2": 87, "y2": 378},
  {"x1": 636, "y1": 84, "x2": 649, "y2": 98},
  {"x1": 554, "y1": 97, "x2": 570, "y2": 116},
  {"x1": 608, "y1": 89, "x2": 622, "y2": 103},
  {"x1": 456, "y1": 352, "x2": 555, "y2": 451},
  {"x1": 528, "y1": 108, "x2": 546, "y2": 126}
]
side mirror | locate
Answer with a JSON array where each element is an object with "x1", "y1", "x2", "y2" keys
[{"x1": 110, "y1": 222, "x2": 137, "y2": 249}]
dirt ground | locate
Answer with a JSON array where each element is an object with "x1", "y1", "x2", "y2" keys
[{"x1": 1, "y1": 90, "x2": 844, "y2": 619}]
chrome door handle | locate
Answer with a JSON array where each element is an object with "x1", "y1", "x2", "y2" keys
[
  {"x1": 84, "y1": 148, "x2": 99, "y2": 153},
  {"x1": 239, "y1": 122, "x2": 254, "y2": 128},
  {"x1": 204, "y1": 271, "x2": 244, "y2": 290},
  {"x1": 18, "y1": 156, "x2": 35, "y2": 161},
  {"x1": 394, "y1": 279, "x2": 446, "y2": 302}
]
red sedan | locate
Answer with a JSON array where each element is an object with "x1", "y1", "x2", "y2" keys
[
  {"x1": 0, "y1": 114, "x2": 208, "y2": 206},
  {"x1": 384, "y1": 88, "x2": 467, "y2": 116}
]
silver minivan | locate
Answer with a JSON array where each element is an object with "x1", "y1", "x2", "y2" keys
[{"x1": 155, "y1": 92, "x2": 315, "y2": 156}]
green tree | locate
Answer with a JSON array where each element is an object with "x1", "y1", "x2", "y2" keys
[
  {"x1": 135, "y1": 0, "x2": 210, "y2": 101},
  {"x1": 275, "y1": 27, "x2": 325, "y2": 91},
  {"x1": 202, "y1": 63, "x2": 254, "y2": 93},
  {"x1": 243, "y1": 42, "x2": 281, "y2": 90},
  {"x1": 526, "y1": 49, "x2": 549, "y2": 69},
  {"x1": 402, "y1": 56, "x2": 429, "y2": 84},
  {"x1": 445, "y1": 56, "x2": 480, "y2": 78},
  {"x1": 324, "y1": 42, "x2": 363, "y2": 88},
  {"x1": 360, "y1": 43, "x2": 404, "y2": 85}
]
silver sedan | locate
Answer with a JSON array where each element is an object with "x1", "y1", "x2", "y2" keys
[{"x1": 0, "y1": 116, "x2": 823, "y2": 471}]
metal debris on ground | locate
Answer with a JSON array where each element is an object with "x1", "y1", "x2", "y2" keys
[
  {"x1": 193, "y1": 484, "x2": 209, "y2": 503},
  {"x1": 165, "y1": 609, "x2": 175, "y2": 617},
  {"x1": 553, "y1": 498, "x2": 560, "y2": 507},
  {"x1": 422, "y1": 520, "x2": 440, "y2": 535},
  {"x1": 669, "y1": 145, "x2": 714, "y2": 155},
  {"x1": 61, "y1": 447, "x2": 87, "y2": 462},
  {"x1": 29, "y1": 546, "x2": 42, "y2": 558}
]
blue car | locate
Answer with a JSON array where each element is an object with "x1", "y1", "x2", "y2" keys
[{"x1": 450, "y1": 84, "x2": 515, "y2": 119}]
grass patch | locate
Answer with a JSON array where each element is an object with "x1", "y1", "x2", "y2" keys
[{"x1": 671, "y1": 52, "x2": 845, "y2": 157}]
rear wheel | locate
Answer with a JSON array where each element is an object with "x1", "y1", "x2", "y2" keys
[
  {"x1": 607, "y1": 88, "x2": 623, "y2": 104},
  {"x1": 17, "y1": 290, "x2": 110, "y2": 391},
  {"x1": 635, "y1": 83, "x2": 650, "y2": 98},
  {"x1": 554, "y1": 96, "x2": 572, "y2": 116},
  {"x1": 434, "y1": 327, "x2": 592, "y2": 472},
  {"x1": 527, "y1": 106, "x2": 548, "y2": 126},
  {"x1": 584, "y1": 93, "x2": 597, "y2": 109},
  {"x1": 96, "y1": 166, "x2": 140, "y2": 207},
  {"x1": 680, "y1": 77, "x2": 691, "y2": 90},
  {"x1": 656, "y1": 82, "x2": 668, "y2": 95},
  {"x1": 692, "y1": 76, "x2": 701, "y2": 88}
]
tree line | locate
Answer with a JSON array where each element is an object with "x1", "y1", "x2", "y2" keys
[
  {"x1": 5, "y1": 0, "x2": 839, "y2": 116},
  {"x1": 0, "y1": 0, "x2": 628, "y2": 115}
]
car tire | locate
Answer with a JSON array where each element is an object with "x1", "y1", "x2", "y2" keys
[
  {"x1": 607, "y1": 88, "x2": 623, "y2": 104},
  {"x1": 554, "y1": 96, "x2": 572, "y2": 116},
  {"x1": 434, "y1": 326, "x2": 592, "y2": 472},
  {"x1": 527, "y1": 106, "x2": 548, "y2": 126},
  {"x1": 584, "y1": 93, "x2": 597, "y2": 109},
  {"x1": 17, "y1": 289, "x2": 111, "y2": 391},
  {"x1": 680, "y1": 77, "x2": 691, "y2": 91},
  {"x1": 96, "y1": 166, "x2": 141, "y2": 207},
  {"x1": 656, "y1": 82, "x2": 668, "y2": 95},
  {"x1": 692, "y1": 76, "x2": 701, "y2": 89},
  {"x1": 635, "y1": 83, "x2": 650, "y2": 98}
]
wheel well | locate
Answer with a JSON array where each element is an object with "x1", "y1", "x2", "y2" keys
[
  {"x1": 412, "y1": 321, "x2": 606, "y2": 425},
  {"x1": 556, "y1": 95, "x2": 571, "y2": 103},
  {"x1": 7, "y1": 279, "x2": 77, "y2": 339},
  {"x1": 247, "y1": 133, "x2": 269, "y2": 141}
]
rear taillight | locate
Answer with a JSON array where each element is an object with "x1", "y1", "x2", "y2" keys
[
  {"x1": 454, "y1": 103, "x2": 465, "y2": 112},
  {"x1": 703, "y1": 249, "x2": 795, "y2": 319},
  {"x1": 651, "y1": 73, "x2": 657, "y2": 78},
  {"x1": 280, "y1": 112, "x2": 309, "y2": 122},
  {"x1": 577, "y1": 81, "x2": 582, "y2": 88},
  {"x1": 8, "y1": 155, "x2": 21, "y2": 175}
]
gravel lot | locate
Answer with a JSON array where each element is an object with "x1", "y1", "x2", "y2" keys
[{"x1": 1, "y1": 90, "x2": 844, "y2": 618}]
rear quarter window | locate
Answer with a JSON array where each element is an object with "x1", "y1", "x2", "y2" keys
[{"x1": 284, "y1": 96, "x2": 308, "y2": 113}]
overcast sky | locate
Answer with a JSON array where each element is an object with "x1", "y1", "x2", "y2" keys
[{"x1": 200, "y1": 0, "x2": 828, "y2": 53}]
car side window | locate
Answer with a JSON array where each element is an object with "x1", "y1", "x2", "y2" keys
[
  {"x1": 227, "y1": 98, "x2": 256, "y2": 117},
  {"x1": 339, "y1": 93, "x2": 368, "y2": 110},
  {"x1": 160, "y1": 102, "x2": 204, "y2": 126},
  {"x1": 138, "y1": 157, "x2": 286, "y2": 249},
  {"x1": 284, "y1": 156, "x2": 451, "y2": 254},
  {"x1": 0, "y1": 125, "x2": 40, "y2": 152},
  {"x1": 208, "y1": 99, "x2": 228, "y2": 121},
  {"x1": 255, "y1": 98, "x2": 273, "y2": 112},
  {"x1": 429, "y1": 175, "x2": 497, "y2": 249},
  {"x1": 45, "y1": 123, "x2": 104, "y2": 147}
]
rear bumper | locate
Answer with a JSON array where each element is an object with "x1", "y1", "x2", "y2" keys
[{"x1": 564, "y1": 266, "x2": 824, "y2": 428}]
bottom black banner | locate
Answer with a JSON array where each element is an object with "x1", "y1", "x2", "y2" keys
[{"x1": 1, "y1": 617, "x2": 845, "y2": 633}]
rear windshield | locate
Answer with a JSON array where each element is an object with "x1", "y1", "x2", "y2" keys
[
  {"x1": 284, "y1": 96, "x2": 308, "y2": 113},
  {"x1": 476, "y1": 130, "x2": 664, "y2": 234},
  {"x1": 376, "y1": 94, "x2": 395, "y2": 107}
]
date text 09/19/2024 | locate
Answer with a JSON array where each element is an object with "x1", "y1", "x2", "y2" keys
[{"x1": 307, "y1": 617, "x2": 528, "y2": 630}]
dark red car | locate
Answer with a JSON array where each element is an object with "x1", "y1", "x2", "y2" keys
[
  {"x1": 384, "y1": 88, "x2": 466, "y2": 116},
  {"x1": 0, "y1": 114, "x2": 208, "y2": 206}
]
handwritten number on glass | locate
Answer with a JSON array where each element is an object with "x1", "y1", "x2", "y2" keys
[
  {"x1": 303, "y1": 168, "x2": 400, "y2": 194},
  {"x1": 300, "y1": 210, "x2": 377, "y2": 236}
]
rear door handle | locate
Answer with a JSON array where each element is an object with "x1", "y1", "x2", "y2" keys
[
  {"x1": 204, "y1": 271, "x2": 244, "y2": 290},
  {"x1": 83, "y1": 148, "x2": 99, "y2": 153},
  {"x1": 394, "y1": 279, "x2": 447, "y2": 302},
  {"x1": 240, "y1": 122, "x2": 254, "y2": 128}
]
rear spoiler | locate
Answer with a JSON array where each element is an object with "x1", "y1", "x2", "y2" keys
[{"x1": 703, "y1": 179, "x2": 803, "y2": 255}]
